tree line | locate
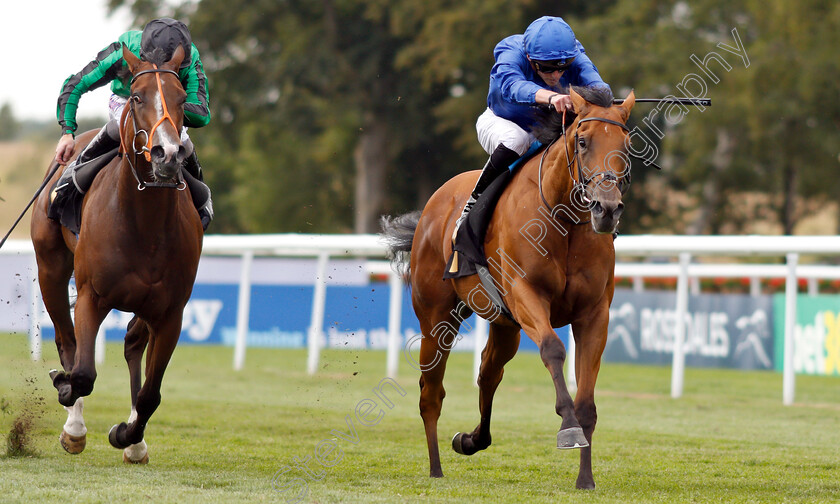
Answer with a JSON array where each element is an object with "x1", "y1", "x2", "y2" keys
[{"x1": 100, "y1": 0, "x2": 840, "y2": 235}]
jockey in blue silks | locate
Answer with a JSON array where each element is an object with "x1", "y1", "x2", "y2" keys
[{"x1": 453, "y1": 16, "x2": 610, "y2": 239}]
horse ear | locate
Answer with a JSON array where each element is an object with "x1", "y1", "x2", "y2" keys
[
  {"x1": 122, "y1": 44, "x2": 141, "y2": 74},
  {"x1": 617, "y1": 89, "x2": 635, "y2": 121},
  {"x1": 166, "y1": 45, "x2": 186, "y2": 71},
  {"x1": 569, "y1": 87, "x2": 589, "y2": 115}
]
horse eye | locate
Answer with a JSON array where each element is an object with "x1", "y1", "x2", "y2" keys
[
  {"x1": 578, "y1": 138, "x2": 586, "y2": 148},
  {"x1": 132, "y1": 95, "x2": 142, "y2": 104}
]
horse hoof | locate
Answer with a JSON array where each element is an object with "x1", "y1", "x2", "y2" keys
[
  {"x1": 59, "y1": 430, "x2": 86, "y2": 454},
  {"x1": 57, "y1": 385, "x2": 77, "y2": 407},
  {"x1": 556, "y1": 427, "x2": 589, "y2": 449},
  {"x1": 576, "y1": 478, "x2": 596, "y2": 490},
  {"x1": 109, "y1": 423, "x2": 129, "y2": 449},
  {"x1": 452, "y1": 432, "x2": 466, "y2": 455},
  {"x1": 123, "y1": 450, "x2": 149, "y2": 465}
]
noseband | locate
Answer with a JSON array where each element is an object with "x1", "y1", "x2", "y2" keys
[
  {"x1": 538, "y1": 111, "x2": 631, "y2": 224},
  {"x1": 120, "y1": 65, "x2": 185, "y2": 190}
]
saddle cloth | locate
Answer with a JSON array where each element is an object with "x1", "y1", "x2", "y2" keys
[{"x1": 444, "y1": 141, "x2": 543, "y2": 280}]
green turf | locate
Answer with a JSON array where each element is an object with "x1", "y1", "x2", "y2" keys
[{"x1": 0, "y1": 333, "x2": 838, "y2": 503}]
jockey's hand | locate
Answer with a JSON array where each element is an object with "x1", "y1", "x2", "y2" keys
[
  {"x1": 550, "y1": 94, "x2": 574, "y2": 114},
  {"x1": 55, "y1": 134, "x2": 75, "y2": 165}
]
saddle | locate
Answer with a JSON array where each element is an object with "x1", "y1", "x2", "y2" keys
[{"x1": 48, "y1": 149, "x2": 120, "y2": 235}]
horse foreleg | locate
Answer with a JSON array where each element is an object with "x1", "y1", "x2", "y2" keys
[
  {"x1": 109, "y1": 312, "x2": 181, "y2": 463},
  {"x1": 452, "y1": 323, "x2": 519, "y2": 456},
  {"x1": 539, "y1": 333, "x2": 588, "y2": 449},
  {"x1": 120, "y1": 316, "x2": 151, "y2": 464},
  {"x1": 58, "y1": 397, "x2": 87, "y2": 454},
  {"x1": 516, "y1": 296, "x2": 588, "y2": 451},
  {"x1": 570, "y1": 305, "x2": 609, "y2": 490}
]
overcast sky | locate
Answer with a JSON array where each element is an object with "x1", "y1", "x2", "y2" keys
[{"x1": 0, "y1": 1, "x2": 133, "y2": 122}]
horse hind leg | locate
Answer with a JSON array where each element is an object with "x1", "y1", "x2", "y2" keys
[
  {"x1": 34, "y1": 234, "x2": 77, "y2": 393},
  {"x1": 416, "y1": 299, "x2": 465, "y2": 478},
  {"x1": 39, "y1": 262, "x2": 86, "y2": 452},
  {"x1": 47, "y1": 283, "x2": 107, "y2": 411},
  {"x1": 109, "y1": 313, "x2": 180, "y2": 463},
  {"x1": 31, "y1": 170, "x2": 77, "y2": 372},
  {"x1": 452, "y1": 323, "x2": 520, "y2": 456},
  {"x1": 115, "y1": 316, "x2": 151, "y2": 464}
]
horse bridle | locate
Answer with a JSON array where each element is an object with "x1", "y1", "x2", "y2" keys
[
  {"x1": 120, "y1": 65, "x2": 186, "y2": 190},
  {"x1": 538, "y1": 111, "x2": 631, "y2": 224}
]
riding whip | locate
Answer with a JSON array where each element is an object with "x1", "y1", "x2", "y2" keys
[
  {"x1": 0, "y1": 162, "x2": 61, "y2": 250},
  {"x1": 614, "y1": 97, "x2": 711, "y2": 106}
]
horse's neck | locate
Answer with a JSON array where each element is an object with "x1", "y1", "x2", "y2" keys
[
  {"x1": 537, "y1": 138, "x2": 585, "y2": 217},
  {"x1": 115, "y1": 157, "x2": 182, "y2": 233}
]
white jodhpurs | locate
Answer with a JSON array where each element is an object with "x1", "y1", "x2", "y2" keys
[{"x1": 475, "y1": 108, "x2": 535, "y2": 156}]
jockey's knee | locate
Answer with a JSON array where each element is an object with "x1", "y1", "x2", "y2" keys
[
  {"x1": 104, "y1": 119, "x2": 120, "y2": 141},
  {"x1": 180, "y1": 128, "x2": 192, "y2": 147},
  {"x1": 498, "y1": 135, "x2": 531, "y2": 156}
]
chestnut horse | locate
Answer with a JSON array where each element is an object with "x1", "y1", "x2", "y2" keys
[
  {"x1": 382, "y1": 87, "x2": 635, "y2": 489},
  {"x1": 30, "y1": 45, "x2": 202, "y2": 463}
]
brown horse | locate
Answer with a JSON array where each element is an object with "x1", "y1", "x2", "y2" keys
[
  {"x1": 382, "y1": 87, "x2": 635, "y2": 489},
  {"x1": 30, "y1": 44, "x2": 202, "y2": 463}
]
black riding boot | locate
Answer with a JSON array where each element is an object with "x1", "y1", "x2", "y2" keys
[
  {"x1": 181, "y1": 150, "x2": 214, "y2": 230},
  {"x1": 52, "y1": 122, "x2": 120, "y2": 193},
  {"x1": 75, "y1": 121, "x2": 120, "y2": 166},
  {"x1": 452, "y1": 144, "x2": 520, "y2": 241},
  {"x1": 48, "y1": 122, "x2": 120, "y2": 222}
]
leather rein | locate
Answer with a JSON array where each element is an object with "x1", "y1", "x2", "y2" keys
[
  {"x1": 537, "y1": 110, "x2": 631, "y2": 225},
  {"x1": 120, "y1": 65, "x2": 186, "y2": 190}
]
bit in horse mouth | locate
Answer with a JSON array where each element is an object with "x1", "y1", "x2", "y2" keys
[{"x1": 151, "y1": 163, "x2": 180, "y2": 182}]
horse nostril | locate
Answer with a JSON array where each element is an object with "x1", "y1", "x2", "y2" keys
[
  {"x1": 614, "y1": 202, "x2": 625, "y2": 220},
  {"x1": 591, "y1": 201, "x2": 605, "y2": 216},
  {"x1": 150, "y1": 145, "x2": 165, "y2": 162}
]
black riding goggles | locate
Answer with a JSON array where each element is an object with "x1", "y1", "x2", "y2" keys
[{"x1": 532, "y1": 57, "x2": 575, "y2": 74}]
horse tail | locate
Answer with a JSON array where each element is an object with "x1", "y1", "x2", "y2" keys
[{"x1": 379, "y1": 211, "x2": 421, "y2": 282}]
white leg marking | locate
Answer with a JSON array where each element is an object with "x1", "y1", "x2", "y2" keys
[
  {"x1": 124, "y1": 407, "x2": 148, "y2": 461},
  {"x1": 124, "y1": 439, "x2": 148, "y2": 461},
  {"x1": 63, "y1": 397, "x2": 87, "y2": 437}
]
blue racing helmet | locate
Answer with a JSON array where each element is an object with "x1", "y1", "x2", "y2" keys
[{"x1": 523, "y1": 16, "x2": 579, "y2": 63}]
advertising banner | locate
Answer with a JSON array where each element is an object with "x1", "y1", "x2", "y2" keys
[
  {"x1": 604, "y1": 289, "x2": 775, "y2": 370},
  {"x1": 773, "y1": 294, "x2": 840, "y2": 376},
  {"x1": 33, "y1": 282, "x2": 562, "y2": 353}
]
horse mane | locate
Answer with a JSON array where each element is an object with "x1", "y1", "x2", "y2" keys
[
  {"x1": 141, "y1": 47, "x2": 170, "y2": 66},
  {"x1": 531, "y1": 85, "x2": 615, "y2": 144}
]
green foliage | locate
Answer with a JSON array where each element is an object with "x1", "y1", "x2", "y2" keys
[
  {"x1": 106, "y1": 0, "x2": 840, "y2": 235},
  {"x1": 576, "y1": 0, "x2": 840, "y2": 234}
]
